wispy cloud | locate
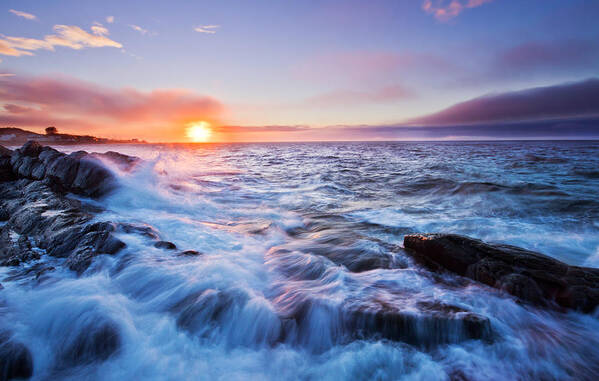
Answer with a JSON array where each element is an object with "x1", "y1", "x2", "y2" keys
[
  {"x1": 91, "y1": 22, "x2": 110, "y2": 37},
  {"x1": 194, "y1": 25, "x2": 220, "y2": 34},
  {"x1": 0, "y1": 73, "x2": 16, "y2": 77},
  {"x1": 9, "y1": 9, "x2": 37, "y2": 21},
  {"x1": 422, "y1": 0, "x2": 493, "y2": 21},
  {"x1": 0, "y1": 25, "x2": 122, "y2": 58},
  {"x1": 129, "y1": 24, "x2": 150, "y2": 35},
  {"x1": 106, "y1": 16, "x2": 115, "y2": 24}
]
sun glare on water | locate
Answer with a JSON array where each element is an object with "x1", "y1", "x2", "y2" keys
[{"x1": 186, "y1": 121, "x2": 213, "y2": 142}]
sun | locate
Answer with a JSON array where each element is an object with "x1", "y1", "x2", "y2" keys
[{"x1": 186, "y1": 121, "x2": 212, "y2": 142}]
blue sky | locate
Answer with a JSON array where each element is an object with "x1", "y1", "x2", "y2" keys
[{"x1": 1, "y1": 0, "x2": 598, "y2": 141}]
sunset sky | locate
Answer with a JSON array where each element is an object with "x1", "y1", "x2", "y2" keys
[{"x1": 1, "y1": 0, "x2": 598, "y2": 142}]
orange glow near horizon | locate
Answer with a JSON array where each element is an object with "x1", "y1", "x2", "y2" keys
[{"x1": 185, "y1": 121, "x2": 213, "y2": 142}]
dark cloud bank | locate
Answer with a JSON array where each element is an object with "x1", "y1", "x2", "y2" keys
[{"x1": 361, "y1": 78, "x2": 599, "y2": 140}]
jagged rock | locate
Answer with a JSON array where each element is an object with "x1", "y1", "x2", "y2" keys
[
  {"x1": 0, "y1": 332, "x2": 34, "y2": 380},
  {"x1": 3, "y1": 141, "x2": 137, "y2": 198},
  {"x1": 0, "y1": 174, "x2": 125, "y2": 273},
  {"x1": 404, "y1": 234, "x2": 599, "y2": 312},
  {"x1": 0, "y1": 145, "x2": 12, "y2": 157}
]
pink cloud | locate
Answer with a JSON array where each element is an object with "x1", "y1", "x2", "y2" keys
[
  {"x1": 0, "y1": 75, "x2": 225, "y2": 141},
  {"x1": 422, "y1": 0, "x2": 493, "y2": 21}
]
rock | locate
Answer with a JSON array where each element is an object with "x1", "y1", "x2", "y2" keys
[
  {"x1": 179, "y1": 250, "x2": 202, "y2": 256},
  {"x1": 154, "y1": 241, "x2": 177, "y2": 250},
  {"x1": 0, "y1": 145, "x2": 12, "y2": 158},
  {"x1": 0, "y1": 332, "x2": 34, "y2": 380},
  {"x1": 0, "y1": 156, "x2": 16, "y2": 183},
  {"x1": 343, "y1": 300, "x2": 491, "y2": 346},
  {"x1": 19, "y1": 140, "x2": 43, "y2": 157},
  {"x1": 89, "y1": 151, "x2": 140, "y2": 172},
  {"x1": 404, "y1": 234, "x2": 599, "y2": 312},
  {"x1": 1, "y1": 178, "x2": 125, "y2": 273},
  {"x1": 117, "y1": 223, "x2": 160, "y2": 240},
  {"x1": 4, "y1": 141, "x2": 133, "y2": 198},
  {"x1": 59, "y1": 321, "x2": 120, "y2": 366}
]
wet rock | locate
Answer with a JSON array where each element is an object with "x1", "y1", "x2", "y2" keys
[
  {"x1": 117, "y1": 223, "x2": 160, "y2": 240},
  {"x1": 279, "y1": 296, "x2": 491, "y2": 351},
  {"x1": 89, "y1": 151, "x2": 140, "y2": 172},
  {"x1": 0, "y1": 156, "x2": 15, "y2": 183},
  {"x1": 0, "y1": 332, "x2": 34, "y2": 380},
  {"x1": 179, "y1": 250, "x2": 202, "y2": 256},
  {"x1": 59, "y1": 322, "x2": 120, "y2": 366},
  {"x1": 344, "y1": 302, "x2": 491, "y2": 346},
  {"x1": 154, "y1": 241, "x2": 177, "y2": 250},
  {"x1": 5, "y1": 141, "x2": 132, "y2": 198},
  {"x1": 404, "y1": 234, "x2": 599, "y2": 312},
  {"x1": 0, "y1": 145, "x2": 12, "y2": 157},
  {"x1": 0, "y1": 177, "x2": 125, "y2": 273},
  {"x1": 0, "y1": 228, "x2": 41, "y2": 266}
]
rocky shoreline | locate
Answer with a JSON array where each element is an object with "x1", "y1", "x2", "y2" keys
[{"x1": 1, "y1": 141, "x2": 598, "y2": 379}]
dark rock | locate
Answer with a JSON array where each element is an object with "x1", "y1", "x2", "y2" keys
[
  {"x1": 404, "y1": 234, "x2": 599, "y2": 312},
  {"x1": 0, "y1": 332, "x2": 34, "y2": 380},
  {"x1": 19, "y1": 140, "x2": 43, "y2": 157},
  {"x1": 343, "y1": 301, "x2": 491, "y2": 346},
  {"x1": 0, "y1": 157, "x2": 16, "y2": 183},
  {"x1": 0, "y1": 145, "x2": 12, "y2": 158},
  {"x1": 1, "y1": 179, "x2": 125, "y2": 273},
  {"x1": 59, "y1": 321, "x2": 120, "y2": 366},
  {"x1": 5, "y1": 141, "x2": 130, "y2": 198},
  {"x1": 179, "y1": 250, "x2": 202, "y2": 256},
  {"x1": 154, "y1": 241, "x2": 177, "y2": 250},
  {"x1": 89, "y1": 151, "x2": 139, "y2": 172},
  {"x1": 117, "y1": 223, "x2": 160, "y2": 240}
]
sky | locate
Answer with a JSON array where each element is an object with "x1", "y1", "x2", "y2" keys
[{"x1": 0, "y1": 0, "x2": 598, "y2": 142}]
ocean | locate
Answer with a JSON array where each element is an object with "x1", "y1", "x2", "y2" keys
[{"x1": 2, "y1": 141, "x2": 599, "y2": 379}]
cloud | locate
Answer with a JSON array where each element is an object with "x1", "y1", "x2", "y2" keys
[
  {"x1": 91, "y1": 22, "x2": 110, "y2": 37},
  {"x1": 210, "y1": 116, "x2": 599, "y2": 142},
  {"x1": 0, "y1": 73, "x2": 15, "y2": 77},
  {"x1": 0, "y1": 25, "x2": 122, "y2": 58},
  {"x1": 129, "y1": 25, "x2": 149, "y2": 35},
  {"x1": 106, "y1": 16, "x2": 115, "y2": 24},
  {"x1": 9, "y1": 9, "x2": 37, "y2": 21},
  {"x1": 0, "y1": 74, "x2": 224, "y2": 141},
  {"x1": 4, "y1": 103, "x2": 33, "y2": 113},
  {"x1": 422, "y1": 0, "x2": 493, "y2": 21},
  {"x1": 303, "y1": 85, "x2": 415, "y2": 107},
  {"x1": 408, "y1": 78, "x2": 599, "y2": 126},
  {"x1": 194, "y1": 25, "x2": 220, "y2": 34}
]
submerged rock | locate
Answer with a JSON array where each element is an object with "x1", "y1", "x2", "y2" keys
[
  {"x1": 404, "y1": 234, "x2": 599, "y2": 312},
  {"x1": 58, "y1": 321, "x2": 121, "y2": 366},
  {"x1": 0, "y1": 332, "x2": 34, "y2": 380},
  {"x1": 154, "y1": 241, "x2": 177, "y2": 250}
]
